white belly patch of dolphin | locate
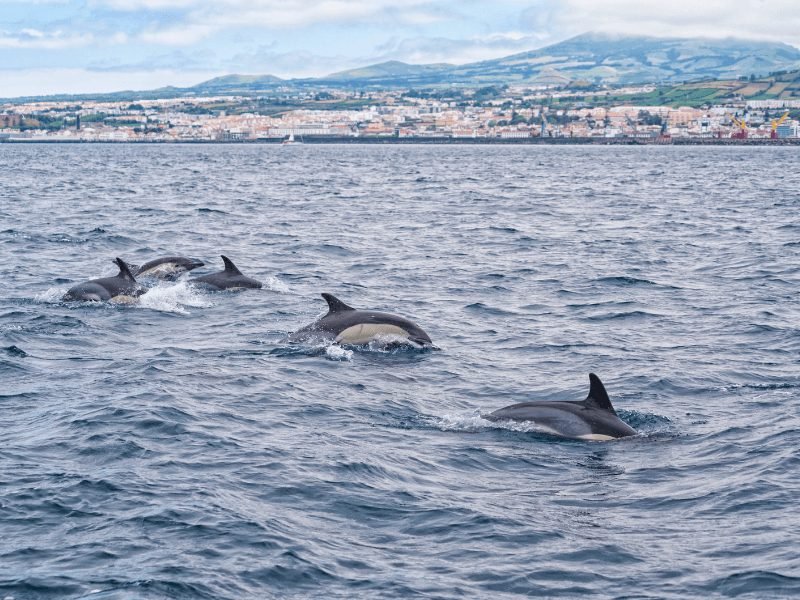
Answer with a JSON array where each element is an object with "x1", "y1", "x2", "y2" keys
[{"x1": 335, "y1": 323, "x2": 410, "y2": 345}]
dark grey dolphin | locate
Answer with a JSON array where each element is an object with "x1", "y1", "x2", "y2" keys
[
  {"x1": 485, "y1": 373, "x2": 636, "y2": 441},
  {"x1": 63, "y1": 258, "x2": 144, "y2": 303},
  {"x1": 190, "y1": 255, "x2": 262, "y2": 291},
  {"x1": 289, "y1": 293, "x2": 433, "y2": 348},
  {"x1": 120, "y1": 256, "x2": 204, "y2": 281}
]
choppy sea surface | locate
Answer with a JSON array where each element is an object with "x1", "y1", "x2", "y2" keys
[{"x1": 1, "y1": 144, "x2": 798, "y2": 599}]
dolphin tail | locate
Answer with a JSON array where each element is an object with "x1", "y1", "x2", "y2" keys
[
  {"x1": 585, "y1": 373, "x2": 617, "y2": 414},
  {"x1": 220, "y1": 255, "x2": 243, "y2": 275},
  {"x1": 114, "y1": 257, "x2": 137, "y2": 282}
]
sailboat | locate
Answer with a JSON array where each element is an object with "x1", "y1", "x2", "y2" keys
[{"x1": 281, "y1": 133, "x2": 301, "y2": 145}]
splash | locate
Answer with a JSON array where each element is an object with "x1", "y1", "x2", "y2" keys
[
  {"x1": 363, "y1": 334, "x2": 427, "y2": 352},
  {"x1": 324, "y1": 343, "x2": 353, "y2": 361},
  {"x1": 33, "y1": 287, "x2": 69, "y2": 303},
  {"x1": 435, "y1": 411, "x2": 555, "y2": 435},
  {"x1": 434, "y1": 411, "x2": 495, "y2": 432},
  {"x1": 618, "y1": 410, "x2": 673, "y2": 436},
  {"x1": 264, "y1": 276, "x2": 290, "y2": 294},
  {"x1": 138, "y1": 281, "x2": 214, "y2": 314}
]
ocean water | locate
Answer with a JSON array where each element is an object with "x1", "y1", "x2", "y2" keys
[{"x1": 0, "y1": 143, "x2": 798, "y2": 599}]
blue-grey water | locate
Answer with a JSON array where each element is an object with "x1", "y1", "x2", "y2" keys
[{"x1": 1, "y1": 144, "x2": 798, "y2": 599}]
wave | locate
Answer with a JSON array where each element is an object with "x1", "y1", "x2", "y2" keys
[
  {"x1": 708, "y1": 570, "x2": 800, "y2": 597},
  {"x1": 431, "y1": 409, "x2": 672, "y2": 440},
  {"x1": 3, "y1": 344, "x2": 28, "y2": 358},
  {"x1": 464, "y1": 302, "x2": 518, "y2": 316},
  {"x1": 269, "y1": 342, "x2": 353, "y2": 362},
  {"x1": 137, "y1": 281, "x2": 214, "y2": 314},
  {"x1": 263, "y1": 276, "x2": 290, "y2": 294},
  {"x1": 584, "y1": 310, "x2": 662, "y2": 321},
  {"x1": 33, "y1": 287, "x2": 70, "y2": 303},
  {"x1": 593, "y1": 275, "x2": 678, "y2": 289}
]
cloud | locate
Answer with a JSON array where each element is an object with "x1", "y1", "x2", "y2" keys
[
  {"x1": 224, "y1": 28, "x2": 530, "y2": 78},
  {"x1": 0, "y1": 29, "x2": 94, "y2": 49},
  {"x1": 0, "y1": 67, "x2": 221, "y2": 97},
  {"x1": 2, "y1": 0, "x2": 799, "y2": 97},
  {"x1": 225, "y1": 45, "x2": 362, "y2": 77},
  {"x1": 93, "y1": 0, "x2": 446, "y2": 46},
  {"x1": 87, "y1": 48, "x2": 215, "y2": 71},
  {"x1": 373, "y1": 32, "x2": 552, "y2": 65},
  {"x1": 546, "y1": 0, "x2": 800, "y2": 46},
  {"x1": 90, "y1": 0, "x2": 200, "y2": 8},
  {"x1": 101, "y1": 0, "x2": 800, "y2": 58},
  {"x1": 139, "y1": 23, "x2": 215, "y2": 45}
]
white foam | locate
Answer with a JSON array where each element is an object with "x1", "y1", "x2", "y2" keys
[
  {"x1": 435, "y1": 410, "x2": 494, "y2": 432},
  {"x1": 324, "y1": 343, "x2": 353, "y2": 361},
  {"x1": 264, "y1": 276, "x2": 290, "y2": 294},
  {"x1": 137, "y1": 281, "x2": 214, "y2": 314},
  {"x1": 369, "y1": 334, "x2": 421, "y2": 350},
  {"x1": 435, "y1": 411, "x2": 546, "y2": 434},
  {"x1": 34, "y1": 287, "x2": 69, "y2": 303}
]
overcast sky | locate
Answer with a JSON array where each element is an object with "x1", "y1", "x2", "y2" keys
[{"x1": 1, "y1": 0, "x2": 799, "y2": 97}]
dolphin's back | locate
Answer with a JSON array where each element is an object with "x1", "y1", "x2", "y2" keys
[
  {"x1": 290, "y1": 293, "x2": 432, "y2": 347},
  {"x1": 293, "y1": 309, "x2": 431, "y2": 346},
  {"x1": 63, "y1": 281, "x2": 113, "y2": 302},
  {"x1": 190, "y1": 255, "x2": 262, "y2": 290},
  {"x1": 64, "y1": 277, "x2": 138, "y2": 301},
  {"x1": 136, "y1": 256, "x2": 203, "y2": 279},
  {"x1": 486, "y1": 374, "x2": 637, "y2": 440},
  {"x1": 63, "y1": 257, "x2": 142, "y2": 302},
  {"x1": 487, "y1": 402, "x2": 596, "y2": 438},
  {"x1": 191, "y1": 272, "x2": 262, "y2": 290}
]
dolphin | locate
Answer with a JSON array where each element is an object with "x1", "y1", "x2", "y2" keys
[
  {"x1": 120, "y1": 256, "x2": 204, "y2": 280},
  {"x1": 190, "y1": 255, "x2": 262, "y2": 291},
  {"x1": 484, "y1": 373, "x2": 636, "y2": 441},
  {"x1": 289, "y1": 293, "x2": 433, "y2": 348},
  {"x1": 63, "y1": 257, "x2": 144, "y2": 303}
]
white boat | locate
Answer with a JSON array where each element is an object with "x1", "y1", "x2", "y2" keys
[{"x1": 282, "y1": 133, "x2": 301, "y2": 145}]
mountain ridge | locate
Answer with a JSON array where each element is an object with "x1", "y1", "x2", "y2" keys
[
  {"x1": 3, "y1": 33, "x2": 800, "y2": 102},
  {"x1": 235, "y1": 33, "x2": 800, "y2": 90}
]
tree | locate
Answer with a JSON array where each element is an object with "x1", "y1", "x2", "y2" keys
[{"x1": 638, "y1": 110, "x2": 662, "y2": 126}]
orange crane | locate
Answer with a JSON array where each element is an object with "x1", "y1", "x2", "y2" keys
[
  {"x1": 770, "y1": 111, "x2": 790, "y2": 139},
  {"x1": 729, "y1": 114, "x2": 748, "y2": 139}
]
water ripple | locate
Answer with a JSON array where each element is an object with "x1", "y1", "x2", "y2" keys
[{"x1": 0, "y1": 144, "x2": 798, "y2": 599}]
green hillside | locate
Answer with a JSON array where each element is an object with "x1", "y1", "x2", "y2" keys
[
  {"x1": 452, "y1": 33, "x2": 800, "y2": 86},
  {"x1": 317, "y1": 33, "x2": 800, "y2": 88},
  {"x1": 600, "y1": 69, "x2": 800, "y2": 107}
]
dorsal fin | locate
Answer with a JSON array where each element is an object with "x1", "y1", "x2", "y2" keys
[
  {"x1": 114, "y1": 257, "x2": 137, "y2": 282},
  {"x1": 585, "y1": 373, "x2": 616, "y2": 414},
  {"x1": 114, "y1": 258, "x2": 139, "y2": 275},
  {"x1": 221, "y1": 255, "x2": 242, "y2": 275},
  {"x1": 321, "y1": 293, "x2": 355, "y2": 313}
]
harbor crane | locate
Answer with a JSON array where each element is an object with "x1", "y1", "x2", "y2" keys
[
  {"x1": 770, "y1": 111, "x2": 790, "y2": 139},
  {"x1": 729, "y1": 114, "x2": 748, "y2": 139}
]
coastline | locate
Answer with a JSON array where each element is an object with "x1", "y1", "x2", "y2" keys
[{"x1": 2, "y1": 136, "x2": 800, "y2": 145}]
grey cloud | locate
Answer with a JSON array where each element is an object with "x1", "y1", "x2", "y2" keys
[
  {"x1": 372, "y1": 33, "x2": 551, "y2": 65},
  {"x1": 224, "y1": 45, "x2": 365, "y2": 77},
  {"x1": 87, "y1": 48, "x2": 215, "y2": 71}
]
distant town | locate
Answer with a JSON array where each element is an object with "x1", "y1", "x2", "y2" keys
[{"x1": 2, "y1": 83, "x2": 800, "y2": 144}]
